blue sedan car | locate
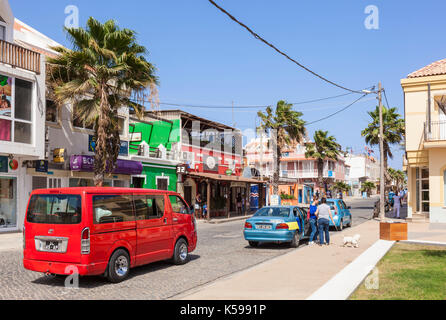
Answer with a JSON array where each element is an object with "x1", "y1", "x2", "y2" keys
[
  {"x1": 243, "y1": 206, "x2": 310, "y2": 248},
  {"x1": 326, "y1": 199, "x2": 353, "y2": 231}
]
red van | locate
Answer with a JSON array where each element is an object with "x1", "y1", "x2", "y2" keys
[{"x1": 23, "y1": 187, "x2": 197, "y2": 283}]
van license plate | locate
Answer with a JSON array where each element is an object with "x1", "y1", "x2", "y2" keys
[{"x1": 45, "y1": 241, "x2": 59, "y2": 252}]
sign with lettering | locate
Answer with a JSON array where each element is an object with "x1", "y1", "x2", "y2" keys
[
  {"x1": 35, "y1": 160, "x2": 48, "y2": 173},
  {"x1": 89, "y1": 135, "x2": 129, "y2": 156}
]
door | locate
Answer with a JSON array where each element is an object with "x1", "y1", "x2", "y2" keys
[
  {"x1": 133, "y1": 194, "x2": 173, "y2": 266},
  {"x1": 184, "y1": 186, "x2": 192, "y2": 208},
  {"x1": 292, "y1": 207, "x2": 304, "y2": 236},
  {"x1": 169, "y1": 195, "x2": 194, "y2": 245}
]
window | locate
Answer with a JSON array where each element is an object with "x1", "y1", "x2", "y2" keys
[
  {"x1": 133, "y1": 195, "x2": 165, "y2": 220},
  {"x1": 169, "y1": 195, "x2": 190, "y2": 214},
  {"x1": 93, "y1": 195, "x2": 134, "y2": 224},
  {"x1": 0, "y1": 177, "x2": 17, "y2": 228},
  {"x1": 118, "y1": 117, "x2": 125, "y2": 135},
  {"x1": 69, "y1": 178, "x2": 94, "y2": 187},
  {"x1": 27, "y1": 195, "x2": 81, "y2": 225},
  {"x1": 45, "y1": 100, "x2": 59, "y2": 123},
  {"x1": 157, "y1": 177, "x2": 169, "y2": 191},
  {"x1": 0, "y1": 25, "x2": 5, "y2": 41},
  {"x1": 0, "y1": 75, "x2": 33, "y2": 144}
]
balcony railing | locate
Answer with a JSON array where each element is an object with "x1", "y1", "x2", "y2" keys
[
  {"x1": 0, "y1": 40, "x2": 41, "y2": 74},
  {"x1": 424, "y1": 121, "x2": 446, "y2": 142}
]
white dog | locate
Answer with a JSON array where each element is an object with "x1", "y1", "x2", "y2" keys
[{"x1": 343, "y1": 234, "x2": 361, "y2": 248}]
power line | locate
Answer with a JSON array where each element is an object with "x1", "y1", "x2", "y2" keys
[
  {"x1": 207, "y1": 0, "x2": 364, "y2": 94},
  {"x1": 383, "y1": 88, "x2": 391, "y2": 109},
  {"x1": 306, "y1": 94, "x2": 368, "y2": 125}
]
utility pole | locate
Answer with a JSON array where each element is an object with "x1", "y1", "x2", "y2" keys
[{"x1": 378, "y1": 82, "x2": 385, "y2": 220}]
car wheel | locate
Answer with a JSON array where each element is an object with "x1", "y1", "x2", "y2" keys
[
  {"x1": 107, "y1": 249, "x2": 130, "y2": 283},
  {"x1": 172, "y1": 238, "x2": 190, "y2": 265},
  {"x1": 338, "y1": 219, "x2": 344, "y2": 231},
  {"x1": 290, "y1": 231, "x2": 300, "y2": 248},
  {"x1": 249, "y1": 241, "x2": 259, "y2": 247},
  {"x1": 347, "y1": 216, "x2": 352, "y2": 227}
]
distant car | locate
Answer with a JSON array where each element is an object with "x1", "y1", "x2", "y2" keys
[
  {"x1": 243, "y1": 206, "x2": 310, "y2": 248},
  {"x1": 326, "y1": 199, "x2": 352, "y2": 231}
]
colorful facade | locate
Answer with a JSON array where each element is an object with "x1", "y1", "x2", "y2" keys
[{"x1": 401, "y1": 58, "x2": 446, "y2": 223}]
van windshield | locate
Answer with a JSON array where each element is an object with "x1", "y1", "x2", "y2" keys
[{"x1": 27, "y1": 195, "x2": 82, "y2": 224}]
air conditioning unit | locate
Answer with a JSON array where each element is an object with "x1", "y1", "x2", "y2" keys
[
  {"x1": 138, "y1": 141, "x2": 150, "y2": 157},
  {"x1": 181, "y1": 151, "x2": 194, "y2": 163}
]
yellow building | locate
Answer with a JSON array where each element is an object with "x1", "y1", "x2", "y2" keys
[{"x1": 401, "y1": 59, "x2": 446, "y2": 223}]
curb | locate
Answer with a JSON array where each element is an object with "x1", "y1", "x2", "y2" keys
[{"x1": 306, "y1": 239, "x2": 395, "y2": 300}]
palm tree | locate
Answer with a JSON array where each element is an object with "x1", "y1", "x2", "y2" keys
[
  {"x1": 257, "y1": 101, "x2": 306, "y2": 195},
  {"x1": 360, "y1": 181, "x2": 376, "y2": 197},
  {"x1": 47, "y1": 17, "x2": 157, "y2": 186},
  {"x1": 305, "y1": 130, "x2": 341, "y2": 193},
  {"x1": 361, "y1": 106, "x2": 405, "y2": 189}
]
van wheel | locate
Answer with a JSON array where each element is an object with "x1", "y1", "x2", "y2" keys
[
  {"x1": 172, "y1": 239, "x2": 189, "y2": 265},
  {"x1": 107, "y1": 249, "x2": 130, "y2": 283}
]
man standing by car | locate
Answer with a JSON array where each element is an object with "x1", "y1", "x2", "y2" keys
[{"x1": 316, "y1": 198, "x2": 336, "y2": 246}]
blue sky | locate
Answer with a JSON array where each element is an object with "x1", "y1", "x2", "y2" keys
[{"x1": 11, "y1": 0, "x2": 446, "y2": 169}]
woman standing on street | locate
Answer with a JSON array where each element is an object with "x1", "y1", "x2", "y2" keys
[
  {"x1": 308, "y1": 196, "x2": 319, "y2": 245},
  {"x1": 195, "y1": 193, "x2": 202, "y2": 219},
  {"x1": 315, "y1": 198, "x2": 336, "y2": 246}
]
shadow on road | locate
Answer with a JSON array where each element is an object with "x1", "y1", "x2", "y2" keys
[{"x1": 31, "y1": 254, "x2": 201, "y2": 289}]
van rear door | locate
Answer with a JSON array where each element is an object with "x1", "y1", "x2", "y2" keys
[{"x1": 24, "y1": 193, "x2": 84, "y2": 264}]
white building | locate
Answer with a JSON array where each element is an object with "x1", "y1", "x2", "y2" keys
[
  {"x1": 344, "y1": 153, "x2": 380, "y2": 197},
  {"x1": 0, "y1": 1, "x2": 46, "y2": 232},
  {"x1": 14, "y1": 19, "x2": 140, "y2": 193}
]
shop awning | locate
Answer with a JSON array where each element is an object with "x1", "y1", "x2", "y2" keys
[
  {"x1": 185, "y1": 171, "x2": 264, "y2": 184},
  {"x1": 70, "y1": 155, "x2": 143, "y2": 175}
]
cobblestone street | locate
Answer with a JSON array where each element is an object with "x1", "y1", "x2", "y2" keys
[{"x1": 0, "y1": 198, "x2": 376, "y2": 300}]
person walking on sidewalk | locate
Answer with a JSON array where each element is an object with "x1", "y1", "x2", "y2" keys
[
  {"x1": 393, "y1": 190, "x2": 402, "y2": 219},
  {"x1": 308, "y1": 196, "x2": 319, "y2": 245},
  {"x1": 315, "y1": 198, "x2": 336, "y2": 246}
]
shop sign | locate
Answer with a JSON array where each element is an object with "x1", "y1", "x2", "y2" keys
[
  {"x1": 53, "y1": 148, "x2": 65, "y2": 163},
  {"x1": 35, "y1": 160, "x2": 48, "y2": 173},
  {"x1": 88, "y1": 135, "x2": 129, "y2": 156},
  {"x1": 176, "y1": 165, "x2": 187, "y2": 174},
  {"x1": 130, "y1": 132, "x2": 142, "y2": 142},
  {"x1": 203, "y1": 155, "x2": 219, "y2": 172},
  {"x1": 225, "y1": 169, "x2": 233, "y2": 176},
  {"x1": 0, "y1": 156, "x2": 8, "y2": 173},
  {"x1": 9, "y1": 159, "x2": 18, "y2": 171}
]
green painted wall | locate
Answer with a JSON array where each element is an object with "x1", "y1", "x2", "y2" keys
[
  {"x1": 129, "y1": 119, "x2": 180, "y2": 154},
  {"x1": 142, "y1": 165, "x2": 177, "y2": 192}
]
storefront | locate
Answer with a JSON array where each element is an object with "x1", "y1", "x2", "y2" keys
[
  {"x1": 178, "y1": 171, "x2": 264, "y2": 219},
  {"x1": 0, "y1": 156, "x2": 19, "y2": 230}
]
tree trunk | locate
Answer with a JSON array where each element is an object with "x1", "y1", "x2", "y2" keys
[
  {"x1": 317, "y1": 159, "x2": 324, "y2": 194},
  {"x1": 272, "y1": 144, "x2": 280, "y2": 196}
]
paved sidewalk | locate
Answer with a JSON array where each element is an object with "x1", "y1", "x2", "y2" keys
[
  {"x1": 0, "y1": 232, "x2": 22, "y2": 252},
  {"x1": 176, "y1": 219, "x2": 382, "y2": 300}
]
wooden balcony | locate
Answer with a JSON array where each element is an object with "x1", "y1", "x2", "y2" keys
[{"x1": 0, "y1": 39, "x2": 41, "y2": 74}]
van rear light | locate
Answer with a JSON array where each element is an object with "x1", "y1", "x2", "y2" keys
[
  {"x1": 81, "y1": 227, "x2": 90, "y2": 254},
  {"x1": 276, "y1": 223, "x2": 289, "y2": 230}
]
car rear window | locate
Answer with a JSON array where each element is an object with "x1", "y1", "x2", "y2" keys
[
  {"x1": 327, "y1": 201, "x2": 337, "y2": 211},
  {"x1": 27, "y1": 194, "x2": 82, "y2": 224},
  {"x1": 254, "y1": 207, "x2": 290, "y2": 218}
]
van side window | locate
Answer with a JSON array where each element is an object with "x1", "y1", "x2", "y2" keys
[
  {"x1": 93, "y1": 195, "x2": 135, "y2": 224},
  {"x1": 133, "y1": 195, "x2": 165, "y2": 220},
  {"x1": 169, "y1": 195, "x2": 190, "y2": 214}
]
